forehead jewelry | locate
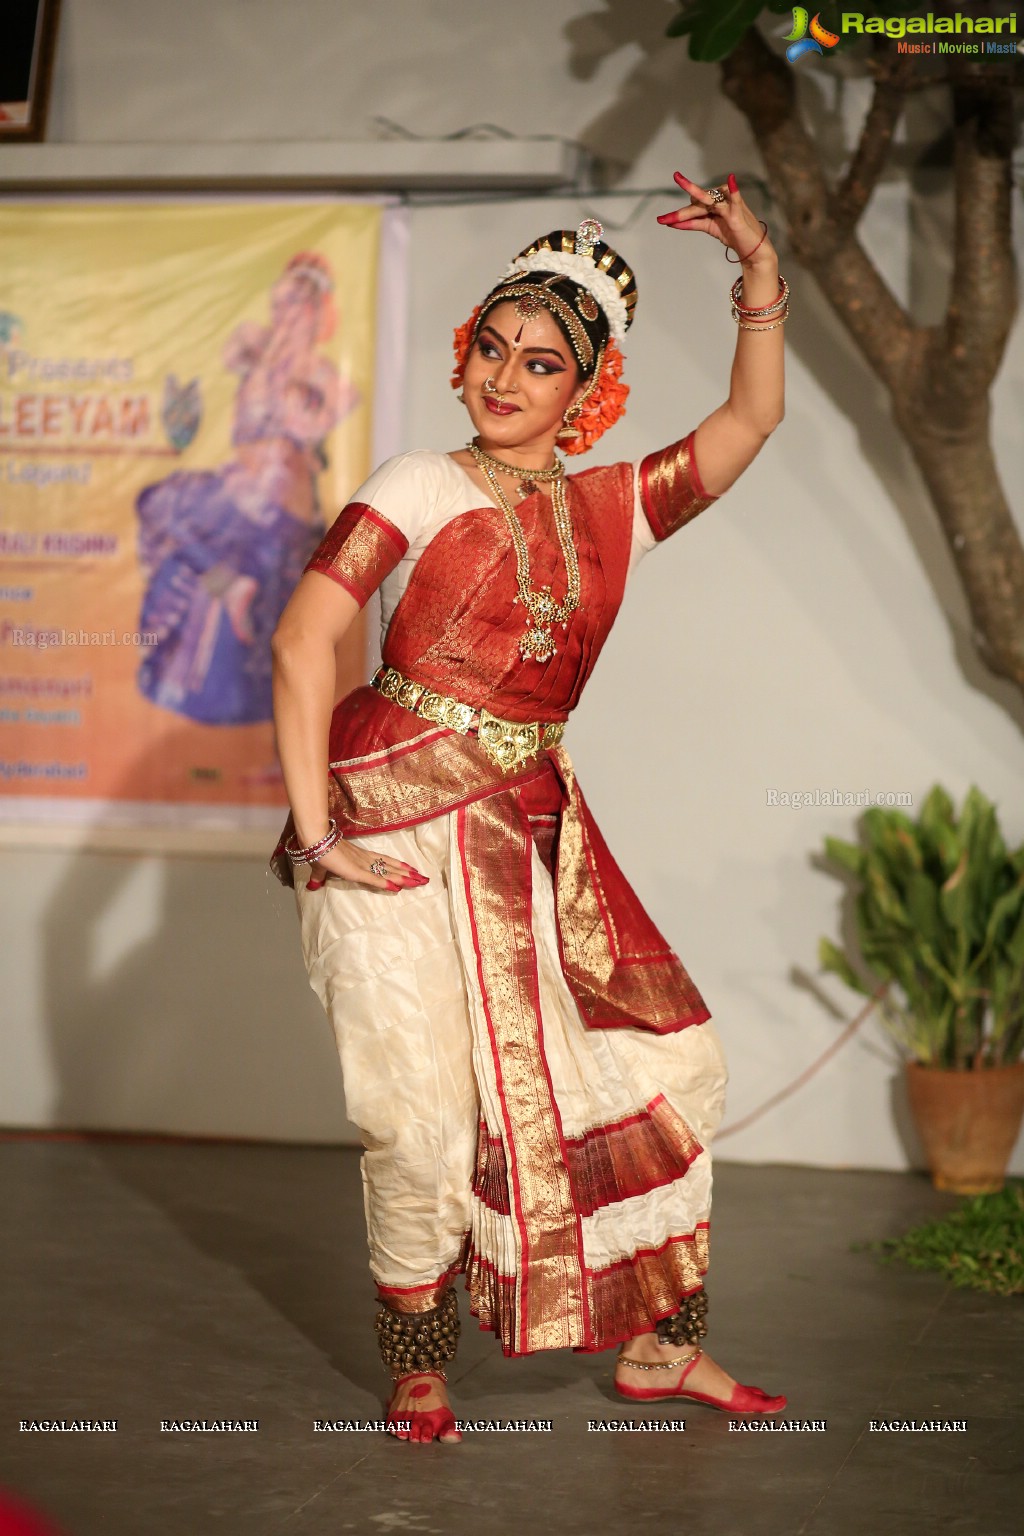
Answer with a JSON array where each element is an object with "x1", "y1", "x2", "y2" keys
[
  {"x1": 493, "y1": 275, "x2": 594, "y2": 371},
  {"x1": 512, "y1": 287, "x2": 543, "y2": 323}
]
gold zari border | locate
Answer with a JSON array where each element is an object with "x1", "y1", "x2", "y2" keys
[
  {"x1": 639, "y1": 434, "x2": 717, "y2": 542},
  {"x1": 458, "y1": 794, "x2": 587, "y2": 1354}
]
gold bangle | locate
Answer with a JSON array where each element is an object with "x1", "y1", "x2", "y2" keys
[
  {"x1": 731, "y1": 297, "x2": 788, "y2": 321},
  {"x1": 730, "y1": 273, "x2": 789, "y2": 319},
  {"x1": 736, "y1": 307, "x2": 789, "y2": 331}
]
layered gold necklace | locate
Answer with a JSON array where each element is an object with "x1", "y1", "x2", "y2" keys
[
  {"x1": 469, "y1": 441, "x2": 564, "y2": 500},
  {"x1": 468, "y1": 441, "x2": 580, "y2": 664}
]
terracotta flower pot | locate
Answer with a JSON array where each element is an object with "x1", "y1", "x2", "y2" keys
[{"x1": 905, "y1": 1061, "x2": 1024, "y2": 1194}]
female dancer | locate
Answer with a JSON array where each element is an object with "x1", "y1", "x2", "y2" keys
[{"x1": 270, "y1": 173, "x2": 787, "y2": 1443}]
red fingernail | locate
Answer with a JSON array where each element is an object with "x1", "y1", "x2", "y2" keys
[
  {"x1": 307, "y1": 878, "x2": 324, "y2": 891},
  {"x1": 386, "y1": 880, "x2": 402, "y2": 891},
  {"x1": 728, "y1": 172, "x2": 738, "y2": 193}
]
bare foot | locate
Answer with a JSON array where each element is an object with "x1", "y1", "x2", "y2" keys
[
  {"x1": 615, "y1": 1333, "x2": 787, "y2": 1412},
  {"x1": 615, "y1": 1334, "x2": 739, "y2": 1398},
  {"x1": 386, "y1": 1371, "x2": 462, "y2": 1444}
]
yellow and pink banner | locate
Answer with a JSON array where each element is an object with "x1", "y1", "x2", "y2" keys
[{"x1": 0, "y1": 198, "x2": 403, "y2": 840}]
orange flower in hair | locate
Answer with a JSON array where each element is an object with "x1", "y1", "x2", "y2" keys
[
  {"x1": 561, "y1": 339, "x2": 629, "y2": 456},
  {"x1": 450, "y1": 306, "x2": 482, "y2": 390}
]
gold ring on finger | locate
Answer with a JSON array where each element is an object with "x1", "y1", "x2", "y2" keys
[
  {"x1": 370, "y1": 858, "x2": 388, "y2": 877},
  {"x1": 708, "y1": 187, "x2": 726, "y2": 205}
]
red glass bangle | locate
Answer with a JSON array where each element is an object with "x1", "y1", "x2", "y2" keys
[
  {"x1": 285, "y1": 817, "x2": 340, "y2": 866},
  {"x1": 731, "y1": 274, "x2": 787, "y2": 315},
  {"x1": 726, "y1": 219, "x2": 768, "y2": 265}
]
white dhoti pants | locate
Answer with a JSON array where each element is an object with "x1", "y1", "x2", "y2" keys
[{"x1": 294, "y1": 807, "x2": 729, "y2": 1355}]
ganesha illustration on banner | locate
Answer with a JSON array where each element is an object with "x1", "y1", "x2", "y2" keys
[{"x1": 135, "y1": 252, "x2": 358, "y2": 725}]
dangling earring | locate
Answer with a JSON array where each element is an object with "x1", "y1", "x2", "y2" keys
[
  {"x1": 458, "y1": 389, "x2": 466, "y2": 402},
  {"x1": 556, "y1": 403, "x2": 582, "y2": 441},
  {"x1": 556, "y1": 344, "x2": 605, "y2": 442}
]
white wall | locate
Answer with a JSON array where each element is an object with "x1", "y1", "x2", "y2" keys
[{"x1": 2, "y1": 0, "x2": 1023, "y2": 1170}]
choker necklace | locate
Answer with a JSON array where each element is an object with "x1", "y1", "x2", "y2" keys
[
  {"x1": 468, "y1": 439, "x2": 564, "y2": 500},
  {"x1": 468, "y1": 442, "x2": 579, "y2": 664}
]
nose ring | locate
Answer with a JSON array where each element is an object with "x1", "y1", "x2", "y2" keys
[{"x1": 484, "y1": 376, "x2": 518, "y2": 396}]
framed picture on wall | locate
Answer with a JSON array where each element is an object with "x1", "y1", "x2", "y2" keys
[{"x1": 0, "y1": 0, "x2": 61, "y2": 142}]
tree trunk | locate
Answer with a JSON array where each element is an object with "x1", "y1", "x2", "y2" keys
[
  {"x1": 719, "y1": 27, "x2": 1024, "y2": 696},
  {"x1": 893, "y1": 391, "x2": 1024, "y2": 679}
]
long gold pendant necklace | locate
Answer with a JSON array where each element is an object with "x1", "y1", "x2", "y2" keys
[{"x1": 468, "y1": 441, "x2": 581, "y2": 664}]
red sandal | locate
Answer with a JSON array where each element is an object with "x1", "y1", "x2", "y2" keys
[
  {"x1": 385, "y1": 1369, "x2": 462, "y2": 1444},
  {"x1": 615, "y1": 1348, "x2": 787, "y2": 1414}
]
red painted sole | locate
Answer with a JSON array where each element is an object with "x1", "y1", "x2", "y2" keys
[{"x1": 615, "y1": 1382, "x2": 788, "y2": 1414}]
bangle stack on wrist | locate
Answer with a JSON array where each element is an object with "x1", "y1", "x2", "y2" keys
[
  {"x1": 285, "y1": 818, "x2": 340, "y2": 866},
  {"x1": 730, "y1": 273, "x2": 789, "y2": 331}
]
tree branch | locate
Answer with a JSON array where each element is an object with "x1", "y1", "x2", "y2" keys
[
  {"x1": 719, "y1": 26, "x2": 916, "y2": 394},
  {"x1": 694, "y1": 10, "x2": 1024, "y2": 700},
  {"x1": 830, "y1": 48, "x2": 914, "y2": 233},
  {"x1": 947, "y1": 65, "x2": 1018, "y2": 392}
]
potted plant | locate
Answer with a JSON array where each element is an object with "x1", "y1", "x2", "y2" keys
[{"x1": 818, "y1": 784, "x2": 1024, "y2": 1194}]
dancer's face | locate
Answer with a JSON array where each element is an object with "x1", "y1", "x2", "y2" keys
[{"x1": 460, "y1": 301, "x2": 587, "y2": 453}]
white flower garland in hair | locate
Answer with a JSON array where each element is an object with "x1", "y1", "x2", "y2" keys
[{"x1": 501, "y1": 251, "x2": 628, "y2": 344}]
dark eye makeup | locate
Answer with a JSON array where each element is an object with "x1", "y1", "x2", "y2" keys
[{"x1": 476, "y1": 336, "x2": 566, "y2": 374}]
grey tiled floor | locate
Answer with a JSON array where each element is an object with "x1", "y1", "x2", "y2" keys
[{"x1": 1, "y1": 1139, "x2": 1020, "y2": 1536}]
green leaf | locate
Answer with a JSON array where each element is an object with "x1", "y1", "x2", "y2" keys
[
  {"x1": 921, "y1": 784, "x2": 956, "y2": 823},
  {"x1": 939, "y1": 846, "x2": 971, "y2": 934},
  {"x1": 1004, "y1": 902, "x2": 1024, "y2": 969},
  {"x1": 862, "y1": 805, "x2": 905, "y2": 854},
  {"x1": 871, "y1": 820, "x2": 923, "y2": 899},
  {"x1": 905, "y1": 871, "x2": 944, "y2": 947},
  {"x1": 915, "y1": 943, "x2": 960, "y2": 998},
  {"x1": 980, "y1": 879, "x2": 1024, "y2": 958},
  {"x1": 818, "y1": 937, "x2": 868, "y2": 994},
  {"x1": 891, "y1": 822, "x2": 924, "y2": 872},
  {"x1": 919, "y1": 784, "x2": 958, "y2": 868},
  {"x1": 666, "y1": 10, "x2": 700, "y2": 38},
  {"x1": 816, "y1": 779, "x2": 1024, "y2": 1065},
  {"x1": 864, "y1": 857, "x2": 911, "y2": 929},
  {"x1": 668, "y1": 0, "x2": 765, "y2": 60},
  {"x1": 957, "y1": 786, "x2": 1005, "y2": 943},
  {"x1": 823, "y1": 836, "x2": 864, "y2": 878}
]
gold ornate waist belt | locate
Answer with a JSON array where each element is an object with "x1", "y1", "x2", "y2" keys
[{"x1": 371, "y1": 663, "x2": 565, "y2": 774}]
